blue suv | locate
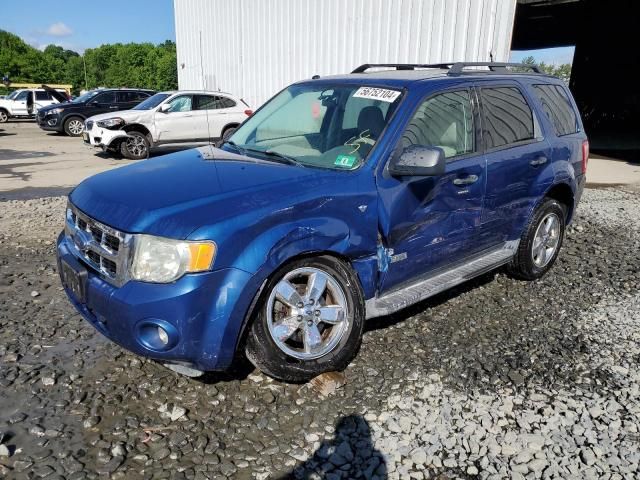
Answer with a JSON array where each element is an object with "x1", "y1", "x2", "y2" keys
[{"x1": 57, "y1": 62, "x2": 588, "y2": 382}]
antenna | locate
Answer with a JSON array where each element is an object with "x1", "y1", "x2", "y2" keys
[{"x1": 199, "y1": 31, "x2": 213, "y2": 147}]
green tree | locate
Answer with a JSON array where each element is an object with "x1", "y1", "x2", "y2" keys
[{"x1": 0, "y1": 29, "x2": 178, "y2": 94}]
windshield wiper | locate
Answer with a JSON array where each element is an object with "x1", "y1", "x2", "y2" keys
[{"x1": 241, "y1": 146, "x2": 303, "y2": 167}]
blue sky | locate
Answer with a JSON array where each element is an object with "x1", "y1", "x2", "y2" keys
[
  {"x1": 0, "y1": 0, "x2": 175, "y2": 53},
  {"x1": 510, "y1": 46, "x2": 575, "y2": 66}
]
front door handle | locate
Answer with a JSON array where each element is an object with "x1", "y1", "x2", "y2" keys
[
  {"x1": 530, "y1": 156, "x2": 548, "y2": 166},
  {"x1": 453, "y1": 174, "x2": 479, "y2": 186}
]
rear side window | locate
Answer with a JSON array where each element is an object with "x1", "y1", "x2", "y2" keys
[
  {"x1": 401, "y1": 90, "x2": 475, "y2": 159},
  {"x1": 533, "y1": 85, "x2": 578, "y2": 136},
  {"x1": 218, "y1": 96, "x2": 236, "y2": 108},
  {"x1": 481, "y1": 87, "x2": 534, "y2": 149},
  {"x1": 35, "y1": 91, "x2": 51, "y2": 101}
]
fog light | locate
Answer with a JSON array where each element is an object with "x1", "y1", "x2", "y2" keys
[{"x1": 158, "y1": 327, "x2": 169, "y2": 345}]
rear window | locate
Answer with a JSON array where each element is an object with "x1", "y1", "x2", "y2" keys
[
  {"x1": 481, "y1": 87, "x2": 535, "y2": 149},
  {"x1": 35, "y1": 91, "x2": 51, "y2": 101},
  {"x1": 533, "y1": 84, "x2": 578, "y2": 136}
]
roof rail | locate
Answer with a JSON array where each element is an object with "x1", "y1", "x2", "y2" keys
[
  {"x1": 351, "y1": 63, "x2": 453, "y2": 73},
  {"x1": 448, "y1": 62, "x2": 543, "y2": 75},
  {"x1": 351, "y1": 62, "x2": 544, "y2": 75}
]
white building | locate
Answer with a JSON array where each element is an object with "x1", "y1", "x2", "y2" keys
[{"x1": 174, "y1": 0, "x2": 517, "y2": 108}]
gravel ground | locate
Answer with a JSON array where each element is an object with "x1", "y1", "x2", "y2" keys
[{"x1": 0, "y1": 187, "x2": 639, "y2": 479}]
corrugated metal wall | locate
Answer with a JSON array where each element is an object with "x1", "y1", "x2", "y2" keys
[{"x1": 174, "y1": 0, "x2": 517, "y2": 108}]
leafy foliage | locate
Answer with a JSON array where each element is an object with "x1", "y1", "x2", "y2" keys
[
  {"x1": 519, "y1": 55, "x2": 572, "y2": 84},
  {"x1": 0, "y1": 30, "x2": 177, "y2": 94}
]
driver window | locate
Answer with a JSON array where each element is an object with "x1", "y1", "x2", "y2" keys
[
  {"x1": 401, "y1": 90, "x2": 475, "y2": 159},
  {"x1": 15, "y1": 91, "x2": 29, "y2": 101},
  {"x1": 166, "y1": 95, "x2": 193, "y2": 112}
]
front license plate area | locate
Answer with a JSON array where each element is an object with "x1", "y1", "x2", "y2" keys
[
  {"x1": 82, "y1": 132, "x2": 89, "y2": 143},
  {"x1": 61, "y1": 257, "x2": 88, "y2": 304}
]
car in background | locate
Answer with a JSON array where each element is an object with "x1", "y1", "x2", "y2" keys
[
  {"x1": 83, "y1": 90, "x2": 252, "y2": 159},
  {"x1": 36, "y1": 88, "x2": 155, "y2": 136},
  {"x1": 0, "y1": 87, "x2": 68, "y2": 123}
]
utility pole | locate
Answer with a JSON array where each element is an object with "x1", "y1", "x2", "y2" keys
[{"x1": 82, "y1": 56, "x2": 88, "y2": 90}]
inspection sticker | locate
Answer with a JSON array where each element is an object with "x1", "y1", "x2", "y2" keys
[
  {"x1": 334, "y1": 154, "x2": 357, "y2": 168},
  {"x1": 353, "y1": 86, "x2": 401, "y2": 103}
]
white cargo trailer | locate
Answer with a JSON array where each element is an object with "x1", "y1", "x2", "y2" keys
[{"x1": 174, "y1": 0, "x2": 517, "y2": 108}]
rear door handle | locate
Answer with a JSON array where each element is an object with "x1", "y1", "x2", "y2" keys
[
  {"x1": 530, "y1": 156, "x2": 548, "y2": 166},
  {"x1": 452, "y1": 174, "x2": 479, "y2": 186}
]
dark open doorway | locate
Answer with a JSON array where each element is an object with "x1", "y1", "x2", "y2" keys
[{"x1": 512, "y1": 0, "x2": 640, "y2": 154}]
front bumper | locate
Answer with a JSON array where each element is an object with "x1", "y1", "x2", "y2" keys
[
  {"x1": 83, "y1": 124, "x2": 129, "y2": 149},
  {"x1": 56, "y1": 231, "x2": 256, "y2": 371},
  {"x1": 37, "y1": 112, "x2": 63, "y2": 132}
]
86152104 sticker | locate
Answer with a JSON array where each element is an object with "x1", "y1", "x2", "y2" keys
[{"x1": 352, "y1": 87, "x2": 401, "y2": 103}]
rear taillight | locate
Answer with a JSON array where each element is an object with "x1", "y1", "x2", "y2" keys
[
  {"x1": 244, "y1": 109, "x2": 253, "y2": 116},
  {"x1": 581, "y1": 140, "x2": 589, "y2": 174}
]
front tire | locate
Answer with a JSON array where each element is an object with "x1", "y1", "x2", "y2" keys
[
  {"x1": 0, "y1": 109, "x2": 8, "y2": 123},
  {"x1": 507, "y1": 198, "x2": 566, "y2": 280},
  {"x1": 120, "y1": 131, "x2": 150, "y2": 160},
  {"x1": 63, "y1": 116, "x2": 84, "y2": 136},
  {"x1": 245, "y1": 256, "x2": 365, "y2": 382}
]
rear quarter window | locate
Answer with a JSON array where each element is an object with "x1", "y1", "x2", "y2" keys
[{"x1": 533, "y1": 84, "x2": 579, "y2": 136}]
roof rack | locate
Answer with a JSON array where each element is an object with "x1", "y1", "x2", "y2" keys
[{"x1": 352, "y1": 62, "x2": 544, "y2": 75}]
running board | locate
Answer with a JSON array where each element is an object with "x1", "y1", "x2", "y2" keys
[{"x1": 365, "y1": 240, "x2": 519, "y2": 319}]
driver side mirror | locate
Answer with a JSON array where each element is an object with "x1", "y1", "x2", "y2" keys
[
  {"x1": 159, "y1": 103, "x2": 171, "y2": 113},
  {"x1": 388, "y1": 145, "x2": 446, "y2": 177}
]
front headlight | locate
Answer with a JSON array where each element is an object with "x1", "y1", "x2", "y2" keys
[
  {"x1": 49, "y1": 107, "x2": 64, "y2": 115},
  {"x1": 96, "y1": 117, "x2": 125, "y2": 129},
  {"x1": 130, "y1": 235, "x2": 216, "y2": 283}
]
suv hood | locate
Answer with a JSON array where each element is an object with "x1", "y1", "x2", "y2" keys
[
  {"x1": 70, "y1": 146, "x2": 351, "y2": 239},
  {"x1": 88, "y1": 109, "x2": 148, "y2": 124}
]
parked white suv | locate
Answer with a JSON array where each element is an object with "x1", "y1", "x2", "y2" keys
[
  {"x1": 83, "y1": 90, "x2": 252, "y2": 159},
  {"x1": 0, "y1": 87, "x2": 68, "y2": 123}
]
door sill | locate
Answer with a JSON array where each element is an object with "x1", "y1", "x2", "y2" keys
[{"x1": 365, "y1": 240, "x2": 519, "y2": 319}]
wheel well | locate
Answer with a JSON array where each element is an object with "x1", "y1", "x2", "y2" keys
[
  {"x1": 64, "y1": 114, "x2": 84, "y2": 123},
  {"x1": 546, "y1": 183, "x2": 575, "y2": 222},
  {"x1": 222, "y1": 123, "x2": 239, "y2": 135},
  {"x1": 234, "y1": 250, "x2": 363, "y2": 354},
  {"x1": 0, "y1": 107, "x2": 8, "y2": 113},
  {"x1": 123, "y1": 124, "x2": 151, "y2": 137}
]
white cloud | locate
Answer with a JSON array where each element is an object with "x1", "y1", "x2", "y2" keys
[{"x1": 46, "y1": 22, "x2": 73, "y2": 37}]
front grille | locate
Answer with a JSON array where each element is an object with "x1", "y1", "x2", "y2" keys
[
  {"x1": 85, "y1": 120, "x2": 94, "y2": 131},
  {"x1": 65, "y1": 204, "x2": 132, "y2": 286}
]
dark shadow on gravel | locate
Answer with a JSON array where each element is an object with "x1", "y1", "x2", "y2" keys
[
  {"x1": 0, "y1": 131, "x2": 16, "y2": 137},
  {"x1": 0, "y1": 186, "x2": 72, "y2": 201},
  {"x1": 0, "y1": 149, "x2": 54, "y2": 161},
  {"x1": 279, "y1": 415, "x2": 387, "y2": 480}
]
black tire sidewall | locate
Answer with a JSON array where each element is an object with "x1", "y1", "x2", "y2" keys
[
  {"x1": 63, "y1": 116, "x2": 84, "y2": 136},
  {"x1": 246, "y1": 256, "x2": 365, "y2": 382},
  {"x1": 120, "y1": 132, "x2": 149, "y2": 160},
  {"x1": 514, "y1": 199, "x2": 566, "y2": 280},
  {"x1": 0, "y1": 109, "x2": 8, "y2": 123}
]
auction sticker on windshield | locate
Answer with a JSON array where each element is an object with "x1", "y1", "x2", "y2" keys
[{"x1": 353, "y1": 87, "x2": 401, "y2": 103}]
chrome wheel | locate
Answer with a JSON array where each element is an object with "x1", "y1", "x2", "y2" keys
[
  {"x1": 532, "y1": 212, "x2": 560, "y2": 268},
  {"x1": 68, "y1": 119, "x2": 84, "y2": 135},
  {"x1": 266, "y1": 267, "x2": 349, "y2": 360},
  {"x1": 125, "y1": 134, "x2": 148, "y2": 157},
  {"x1": 0, "y1": 110, "x2": 8, "y2": 123}
]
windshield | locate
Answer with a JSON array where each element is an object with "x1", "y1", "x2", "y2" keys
[
  {"x1": 72, "y1": 91, "x2": 100, "y2": 103},
  {"x1": 226, "y1": 83, "x2": 402, "y2": 170},
  {"x1": 133, "y1": 93, "x2": 171, "y2": 110}
]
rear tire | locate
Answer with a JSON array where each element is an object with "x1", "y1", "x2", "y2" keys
[
  {"x1": 120, "y1": 131, "x2": 150, "y2": 160},
  {"x1": 507, "y1": 198, "x2": 566, "y2": 280},
  {"x1": 222, "y1": 126, "x2": 236, "y2": 141},
  {"x1": 63, "y1": 116, "x2": 84, "y2": 136},
  {"x1": 245, "y1": 256, "x2": 365, "y2": 383},
  {"x1": 0, "y1": 109, "x2": 8, "y2": 123}
]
